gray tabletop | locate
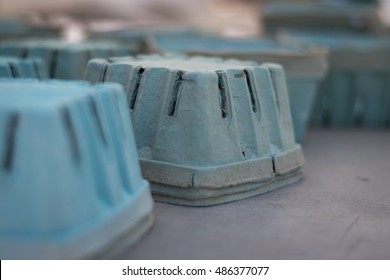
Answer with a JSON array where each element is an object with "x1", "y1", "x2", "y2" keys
[{"x1": 121, "y1": 129, "x2": 390, "y2": 259}]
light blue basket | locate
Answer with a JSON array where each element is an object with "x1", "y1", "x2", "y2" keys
[
  {"x1": 0, "y1": 56, "x2": 48, "y2": 79},
  {"x1": 0, "y1": 40, "x2": 137, "y2": 80},
  {"x1": 0, "y1": 80, "x2": 153, "y2": 259},
  {"x1": 278, "y1": 30, "x2": 390, "y2": 127},
  {"x1": 85, "y1": 55, "x2": 304, "y2": 206},
  {"x1": 149, "y1": 34, "x2": 328, "y2": 141}
]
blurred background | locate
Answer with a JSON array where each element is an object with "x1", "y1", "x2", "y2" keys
[
  {"x1": 0, "y1": 0, "x2": 388, "y2": 40},
  {"x1": 0, "y1": 0, "x2": 261, "y2": 39}
]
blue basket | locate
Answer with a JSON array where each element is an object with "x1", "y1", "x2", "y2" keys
[
  {"x1": 278, "y1": 30, "x2": 390, "y2": 127},
  {"x1": 0, "y1": 40, "x2": 137, "y2": 80},
  {"x1": 85, "y1": 55, "x2": 304, "y2": 206},
  {"x1": 0, "y1": 80, "x2": 153, "y2": 259}
]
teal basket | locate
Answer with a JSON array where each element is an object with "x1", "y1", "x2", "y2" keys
[
  {"x1": 0, "y1": 80, "x2": 153, "y2": 259},
  {"x1": 86, "y1": 55, "x2": 304, "y2": 206},
  {"x1": 278, "y1": 30, "x2": 390, "y2": 127},
  {"x1": 0, "y1": 40, "x2": 137, "y2": 80}
]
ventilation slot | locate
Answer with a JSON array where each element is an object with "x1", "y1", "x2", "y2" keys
[
  {"x1": 49, "y1": 50, "x2": 59, "y2": 78},
  {"x1": 100, "y1": 63, "x2": 109, "y2": 82},
  {"x1": 168, "y1": 71, "x2": 184, "y2": 116},
  {"x1": 61, "y1": 107, "x2": 80, "y2": 162},
  {"x1": 353, "y1": 94, "x2": 365, "y2": 127},
  {"x1": 8, "y1": 63, "x2": 20, "y2": 78},
  {"x1": 89, "y1": 98, "x2": 107, "y2": 146},
  {"x1": 2, "y1": 113, "x2": 20, "y2": 172},
  {"x1": 216, "y1": 71, "x2": 228, "y2": 118},
  {"x1": 20, "y1": 48, "x2": 28, "y2": 58},
  {"x1": 32, "y1": 60, "x2": 41, "y2": 80},
  {"x1": 351, "y1": 75, "x2": 364, "y2": 127},
  {"x1": 271, "y1": 154, "x2": 276, "y2": 173},
  {"x1": 129, "y1": 67, "x2": 145, "y2": 110},
  {"x1": 244, "y1": 69, "x2": 257, "y2": 113},
  {"x1": 269, "y1": 69, "x2": 280, "y2": 112}
]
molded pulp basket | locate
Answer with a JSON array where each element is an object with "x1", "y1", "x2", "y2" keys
[
  {"x1": 0, "y1": 40, "x2": 137, "y2": 80},
  {"x1": 85, "y1": 55, "x2": 305, "y2": 206},
  {"x1": 278, "y1": 30, "x2": 390, "y2": 127},
  {"x1": 150, "y1": 34, "x2": 328, "y2": 141},
  {"x1": 0, "y1": 80, "x2": 153, "y2": 259},
  {"x1": 0, "y1": 56, "x2": 48, "y2": 79}
]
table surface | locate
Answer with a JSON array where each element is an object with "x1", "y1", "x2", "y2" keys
[{"x1": 120, "y1": 129, "x2": 390, "y2": 259}]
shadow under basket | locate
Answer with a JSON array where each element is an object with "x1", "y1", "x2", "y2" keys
[
  {"x1": 0, "y1": 80, "x2": 153, "y2": 259},
  {"x1": 86, "y1": 55, "x2": 305, "y2": 206}
]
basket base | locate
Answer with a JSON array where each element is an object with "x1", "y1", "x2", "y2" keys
[
  {"x1": 0, "y1": 186, "x2": 154, "y2": 259},
  {"x1": 151, "y1": 169, "x2": 303, "y2": 206}
]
